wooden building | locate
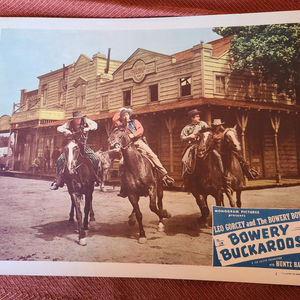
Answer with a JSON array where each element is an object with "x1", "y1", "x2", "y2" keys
[{"x1": 9, "y1": 37, "x2": 300, "y2": 182}]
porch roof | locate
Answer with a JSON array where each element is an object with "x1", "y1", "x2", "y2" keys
[{"x1": 33, "y1": 98, "x2": 300, "y2": 129}]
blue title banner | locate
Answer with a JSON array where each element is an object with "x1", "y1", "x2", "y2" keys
[{"x1": 213, "y1": 207, "x2": 300, "y2": 269}]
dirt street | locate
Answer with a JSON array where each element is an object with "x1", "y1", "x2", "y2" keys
[{"x1": 1, "y1": 176, "x2": 300, "y2": 266}]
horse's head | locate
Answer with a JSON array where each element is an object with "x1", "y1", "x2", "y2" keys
[
  {"x1": 197, "y1": 128, "x2": 213, "y2": 158},
  {"x1": 223, "y1": 126, "x2": 241, "y2": 152},
  {"x1": 64, "y1": 140, "x2": 81, "y2": 174},
  {"x1": 108, "y1": 126, "x2": 131, "y2": 152}
]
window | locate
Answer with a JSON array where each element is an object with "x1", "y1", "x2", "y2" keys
[
  {"x1": 101, "y1": 95, "x2": 108, "y2": 110},
  {"x1": 58, "y1": 79, "x2": 67, "y2": 105},
  {"x1": 180, "y1": 77, "x2": 191, "y2": 97},
  {"x1": 215, "y1": 75, "x2": 226, "y2": 94},
  {"x1": 149, "y1": 84, "x2": 158, "y2": 102},
  {"x1": 123, "y1": 90, "x2": 131, "y2": 107},
  {"x1": 75, "y1": 84, "x2": 86, "y2": 107},
  {"x1": 41, "y1": 84, "x2": 48, "y2": 106}
]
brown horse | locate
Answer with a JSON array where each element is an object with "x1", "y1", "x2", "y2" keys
[
  {"x1": 108, "y1": 126, "x2": 170, "y2": 244},
  {"x1": 183, "y1": 128, "x2": 235, "y2": 227},
  {"x1": 222, "y1": 126, "x2": 245, "y2": 208},
  {"x1": 64, "y1": 138, "x2": 96, "y2": 246}
]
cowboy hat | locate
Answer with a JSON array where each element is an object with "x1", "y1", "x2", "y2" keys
[
  {"x1": 120, "y1": 107, "x2": 133, "y2": 118},
  {"x1": 212, "y1": 119, "x2": 225, "y2": 127},
  {"x1": 68, "y1": 111, "x2": 86, "y2": 119},
  {"x1": 187, "y1": 109, "x2": 201, "y2": 118}
]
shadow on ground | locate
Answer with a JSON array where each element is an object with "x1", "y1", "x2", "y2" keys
[
  {"x1": 32, "y1": 220, "x2": 79, "y2": 242},
  {"x1": 162, "y1": 213, "x2": 212, "y2": 237}
]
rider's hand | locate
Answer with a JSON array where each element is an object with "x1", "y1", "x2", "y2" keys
[
  {"x1": 83, "y1": 128, "x2": 89, "y2": 132},
  {"x1": 129, "y1": 133, "x2": 134, "y2": 139},
  {"x1": 189, "y1": 133, "x2": 197, "y2": 140}
]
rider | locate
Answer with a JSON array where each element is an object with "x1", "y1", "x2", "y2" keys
[
  {"x1": 212, "y1": 118, "x2": 258, "y2": 180},
  {"x1": 180, "y1": 109, "x2": 209, "y2": 177},
  {"x1": 112, "y1": 107, "x2": 175, "y2": 197},
  {"x1": 50, "y1": 111, "x2": 98, "y2": 190}
]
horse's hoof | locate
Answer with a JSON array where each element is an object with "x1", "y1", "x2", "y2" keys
[
  {"x1": 79, "y1": 238, "x2": 87, "y2": 246},
  {"x1": 138, "y1": 237, "x2": 147, "y2": 244},
  {"x1": 157, "y1": 222, "x2": 165, "y2": 232}
]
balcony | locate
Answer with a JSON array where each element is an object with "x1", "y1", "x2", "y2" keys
[{"x1": 11, "y1": 108, "x2": 65, "y2": 125}]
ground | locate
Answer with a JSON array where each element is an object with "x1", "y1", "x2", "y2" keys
[{"x1": 0, "y1": 176, "x2": 300, "y2": 266}]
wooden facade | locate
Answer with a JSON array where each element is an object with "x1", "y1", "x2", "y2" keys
[{"x1": 8, "y1": 37, "x2": 300, "y2": 182}]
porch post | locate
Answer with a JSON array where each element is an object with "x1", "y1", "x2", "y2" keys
[
  {"x1": 12, "y1": 130, "x2": 18, "y2": 170},
  {"x1": 270, "y1": 112, "x2": 281, "y2": 183},
  {"x1": 236, "y1": 111, "x2": 248, "y2": 161},
  {"x1": 104, "y1": 119, "x2": 113, "y2": 137},
  {"x1": 165, "y1": 116, "x2": 176, "y2": 173},
  {"x1": 236, "y1": 111, "x2": 249, "y2": 184}
]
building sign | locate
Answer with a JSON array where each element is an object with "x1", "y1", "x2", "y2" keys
[{"x1": 123, "y1": 59, "x2": 156, "y2": 83}]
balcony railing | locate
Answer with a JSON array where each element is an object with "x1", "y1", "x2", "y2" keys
[{"x1": 11, "y1": 108, "x2": 65, "y2": 124}]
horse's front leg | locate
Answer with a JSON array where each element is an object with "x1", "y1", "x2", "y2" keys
[
  {"x1": 149, "y1": 184, "x2": 170, "y2": 232},
  {"x1": 128, "y1": 209, "x2": 136, "y2": 226},
  {"x1": 69, "y1": 194, "x2": 75, "y2": 222},
  {"x1": 73, "y1": 193, "x2": 87, "y2": 246},
  {"x1": 224, "y1": 187, "x2": 235, "y2": 207},
  {"x1": 128, "y1": 194, "x2": 146, "y2": 244},
  {"x1": 101, "y1": 168, "x2": 109, "y2": 191},
  {"x1": 83, "y1": 191, "x2": 93, "y2": 230},
  {"x1": 236, "y1": 190, "x2": 242, "y2": 208},
  {"x1": 192, "y1": 191, "x2": 209, "y2": 228}
]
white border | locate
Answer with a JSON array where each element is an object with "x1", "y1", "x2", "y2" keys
[
  {"x1": 0, "y1": 11, "x2": 300, "y2": 31},
  {"x1": 1, "y1": 261, "x2": 300, "y2": 286},
  {"x1": 1, "y1": 11, "x2": 300, "y2": 285}
]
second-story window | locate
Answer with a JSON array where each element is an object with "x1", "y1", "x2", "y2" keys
[
  {"x1": 215, "y1": 75, "x2": 226, "y2": 94},
  {"x1": 75, "y1": 84, "x2": 86, "y2": 108},
  {"x1": 58, "y1": 79, "x2": 67, "y2": 106},
  {"x1": 123, "y1": 90, "x2": 131, "y2": 107},
  {"x1": 41, "y1": 84, "x2": 48, "y2": 106},
  {"x1": 180, "y1": 77, "x2": 191, "y2": 97},
  {"x1": 101, "y1": 95, "x2": 109, "y2": 111},
  {"x1": 149, "y1": 84, "x2": 158, "y2": 102}
]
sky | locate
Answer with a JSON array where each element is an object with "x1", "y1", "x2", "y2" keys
[
  {"x1": 0, "y1": 12, "x2": 297, "y2": 116},
  {"x1": 0, "y1": 23, "x2": 221, "y2": 116}
]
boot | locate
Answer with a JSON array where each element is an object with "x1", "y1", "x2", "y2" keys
[
  {"x1": 50, "y1": 173, "x2": 64, "y2": 190},
  {"x1": 117, "y1": 184, "x2": 127, "y2": 198}
]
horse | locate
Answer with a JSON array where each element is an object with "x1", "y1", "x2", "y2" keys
[
  {"x1": 95, "y1": 149, "x2": 121, "y2": 191},
  {"x1": 183, "y1": 128, "x2": 235, "y2": 227},
  {"x1": 63, "y1": 137, "x2": 97, "y2": 246},
  {"x1": 108, "y1": 126, "x2": 170, "y2": 244},
  {"x1": 222, "y1": 126, "x2": 245, "y2": 208}
]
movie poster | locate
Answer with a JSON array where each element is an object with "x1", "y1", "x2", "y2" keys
[{"x1": 0, "y1": 12, "x2": 299, "y2": 286}]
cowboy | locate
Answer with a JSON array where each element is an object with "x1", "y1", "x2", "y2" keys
[
  {"x1": 211, "y1": 118, "x2": 258, "y2": 180},
  {"x1": 112, "y1": 107, "x2": 175, "y2": 197},
  {"x1": 180, "y1": 109, "x2": 209, "y2": 177},
  {"x1": 50, "y1": 111, "x2": 98, "y2": 190},
  {"x1": 211, "y1": 119, "x2": 226, "y2": 174}
]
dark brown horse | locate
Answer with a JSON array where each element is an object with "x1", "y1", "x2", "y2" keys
[
  {"x1": 222, "y1": 126, "x2": 245, "y2": 208},
  {"x1": 184, "y1": 128, "x2": 235, "y2": 227},
  {"x1": 64, "y1": 138, "x2": 96, "y2": 246},
  {"x1": 108, "y1": 127, "x2": 170, "y2": 244}
]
